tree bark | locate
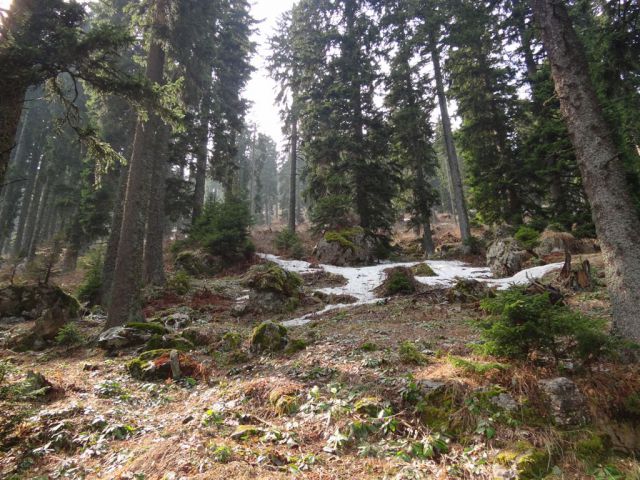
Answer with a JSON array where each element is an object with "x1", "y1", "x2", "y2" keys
[
  {"x1": 430, "y1": 37, "x2": 471, "y2": 243},
  {"x1": 19, "y1": 158, "x2": 45, "y2": 258},
  {"x1": 192, "y1": 89, "x2": 212, "y2": 223},
  {"x1": 107, "y1": 1, "x2": 167, "y2": 327},
  {"x1": 144, "y1": 123, "x2": 169, "y2": 286},
  {"x1": 28, "y1": 179, "x2": 51, "y2": 259},
  {"x1": 531, "y1": 0, "x2": 640, "y2": 341},
  {"x1": 288, "y1": 113, "x2": 298, "y2": 232},
  {"x1": 101, "y1": 164, "x2": 129, "y2": 306}
]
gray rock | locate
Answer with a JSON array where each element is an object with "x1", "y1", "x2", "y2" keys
[
  {"x1": 315, "y1": 231, "x2": 375, "y2": 266},
  {"x1": 534, "y1": 231, "x2": 576, "y2": 257},
  {"x1": 97, "y1": 326, "x2": 149, "y2": 350},
  {"x1": 538, "y1": 377, "x2": 589, "y2": 426},
  {"x1": 491, "y1": 393, "x2": 519, "y2": 412},
  {"x1": 486, "y1": 238, "x2": 530, "y2": 276},
  {"x1": 163, "y1": 312, "x2": 191, "y2": 331}
]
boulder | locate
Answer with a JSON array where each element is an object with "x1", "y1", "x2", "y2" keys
[
  {"x1": 174, "y1": 249, "x2": 223, "y2": 277},
  {"x1": 315, "y1": 227, "x2": 375, "y2": 266},
  {"x1": 538, "y1": 377, "x2": 589, "y2": 426},
  {"x1": 250, "y1": 321, "x2": 288, "y2": 354},
  {"x1": 97, "y1": 326, "x2": 150, "y2": 350},
  {"x1": 242, "y1": 262, "x2": 302, "y2": 297},
  {"x1": 534, "y1": 230, "x2": 577, "y2": 257},
  {"x1": 127, "y1": 349, "x2": 203, "y2": 381},
  {"x1": 1, "y1": 284, "x2": 80, "y2": 349},
  {"x1": 486, "y1": 238, "x2": 530, "y2": 276}
]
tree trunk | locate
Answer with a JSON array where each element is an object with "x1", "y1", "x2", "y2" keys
[
  {"x1": 531, "y1": 0, "x2": 640, "y2": 341},
  {"x1": 288, "y1": 114, "x2": 297, "y2": 232},
  {"x1": 19, "y1": 161, "x2": 45, "y2": 258},
  {"x1": 28, "y1": 180, "x2": 50, "y2": 259},
  {"x1": 101, "y1": 164, "x2": 129, "y2": 306},
  {"x1": 430, "y1": 37, "x2": 471, "y2": 243},
  {"x1": 12, "y1": 152, "x2": 41, "y2": 257},
  {"x1": 192, "y1": 89, "x2": 212, "y2": 223},
  {"x1": 107, "y1": 2, "x2": 167, "y2": 328},
  {"x1": 0, "y1": 86, "x2": 28, "y2": 188},
  {"x1": 422, "y1": 220, "x2": 435, "y2": 257},
  {"x1": 144, "y1": 123, "x2": 169, "y2": 286}
]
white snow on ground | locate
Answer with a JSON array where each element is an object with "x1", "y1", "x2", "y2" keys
[{"x1": 258, "y1": 253, "x2": 563, "y2": 327}]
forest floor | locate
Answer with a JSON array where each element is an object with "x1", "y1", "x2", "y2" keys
[{"x1": 0, "y1": 220, "x2": 639, "y2": 480}]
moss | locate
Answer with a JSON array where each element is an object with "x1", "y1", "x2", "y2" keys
[
  {"x1": 323, "y1": 226, "x2": 364, "y2": 250},
  {"x1": 495, "y1": 442, "x2": 551, "y2": 480},
  {"x1": 126, "y1": 322, "x2": 168, "y2": 335},
  {"x1": 180, "y1": 327, "x2": 211, "y2": 346},
  {"x1": 250, "y1": 321, "x2": 288, "y2": 354},
  {"x1": 142, "y1": 334, "x2": 194, "y2": 352},
  {"x1": 284, "y1": 338, "x2": 307, "y2": 355},
  {"x1": 412, "y1": 263, "x2": 436, "y2": 277},
  {"x1": 354, "y1": 397, "x2": 384, "y2": 417},
  {"x1": 398, "y1": 341, "x2": 427, "y2": 365},
  {"x1": 126, "y1": 349, "x2": 170, "y2": 380},
  {"x1": 576, "y1": 433, "x2": 610, "y2": 465},
  {"x1": 359, "y1": 342, "x2": 378, "y2": 352},
  {"x1": 242, "y1": 262, "x2": 302, "y2": 297},
  {"x1": 418, "y1": 405, "x2": 450, "y2": 432},
  {"x1": 220, "y1": 331, "x2": 243, "y2": 352},
  {"x1": 623, "y1": 392, "x2": 640, "y2": 417}
]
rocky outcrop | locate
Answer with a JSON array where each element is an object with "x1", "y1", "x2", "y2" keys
[
  {"x1": 315, "y1": 228, "x2": 375, "y2": 266},
  {"x1": 538, "y1": 377, "x2": 589, "y2": 426},
  {"x1": 1, "y1": 284, "x2": 81, "y2": 350},
  {"x1": 237, "y1": 262, "x2": 303, "y2": 315},
  {"x1": 486, "y1": 238, "x2": 530, "y2": 276},
  {"x1": 534, "y1": 230, "x2": 577, "y2": 257}
]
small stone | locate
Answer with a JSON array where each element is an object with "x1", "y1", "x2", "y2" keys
[
  {"x1": 83, "y1": 364, "x2": 99, "y2": 371},
  {"x1": 230, "y1": 424, "x2": 266, "y2": 440},
  {"x1": 182, "y1": 415, "x2": 194, "y2": 424},
  {"x1": 491, "y1": 393, "x2": 518, "y2": 412},
  {"x1": 97, "y1": 326, "x2": 149, "y2": 350}
]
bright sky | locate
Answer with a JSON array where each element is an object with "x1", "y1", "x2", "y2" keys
[{"x1": 246, "y1": 0, "x2": 296, "y2": 150}]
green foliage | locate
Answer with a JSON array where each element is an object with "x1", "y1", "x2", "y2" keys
[
  {"x1": 210, "y1": 444, "x2": 233, "y2": 463},
  {"x1": 398, "y1": 341, "x2": 428, "y2": 365},
  {"x1": 166, "y1": 270, "x2": 191, "y2": 296},
  {"x1": 275, "y1": 229, "x2": 304, "y2": 259},
  {"x1": 384, "y1": 268, "x2": 416, "y2": 296},
  {"x1": 514, "y1": 226, "x2": 541, "y2": 250},
  {"x1": 54, "y1": 323, "x2": 84, "y2": 346},
  {"x1": 284, "y1": 338, "x2": 308, "y2": 355},
  {"x1": 477, "y1": 288, "x2": 610, "y2": 362},
  {"x1": 189, "y1": 197, "x2": 254, "y2": 264},
  {"x1": 411, "y1": 263, "x2": 436, "y2": 277},
  {"x1": 310, "y1": 195, "x2": 356, "y2": 232},
  {"x1": 76, "y1": 247, "x2": 104, "y2": 306},
  {"x1": 448, "y1": 356, "x2": 507, "y2": 375}
]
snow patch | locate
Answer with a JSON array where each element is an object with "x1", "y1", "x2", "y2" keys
[{"x1": 257, "y1": 253, "x2": 562, "y2": 327}]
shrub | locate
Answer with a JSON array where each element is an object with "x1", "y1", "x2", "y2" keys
[
  {"x1": 275, "y1": 229, "x2": 304, "y2": 259},
  {"x1": 55, "y1": 323, "x2": 84, "y2": 346},
  {"x1": 167, "y1": 270, "x2": 191, "y2": 295},
  {"x1": 190, "y1": 197, "x2": 254, "y2": 263},
  {"x1": 399, "y1": 341, "x2": 428, "y2": 365},
  {"x1": 309, "y1": 194, "x2": 355, "y2": 232},
  {"x1": 477, "y1": 288, "x2": 609, "y2": 362},
  {"x1": 76, "y1": 247, "x2": 104, "y2": 306},
  {"x1": 384, "y1": 269, "x2": 416, "y2": 295},
  {"x1": 514, "y1": 226, "x2": 540, "y2": 250}
]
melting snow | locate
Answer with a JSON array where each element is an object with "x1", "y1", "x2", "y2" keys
[{"x1": 257, "y1": 253, "x2": 563, "y2": 327}]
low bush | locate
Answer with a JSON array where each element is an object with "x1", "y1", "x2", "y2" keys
[
  {"x1": 55, "y1": 323, "x2": 84, "y2": 346},
  {"x1": 76, "y1": 247, "x2": 104, "y2": 306},
  {"x1": 514, "y1": 226, "x2": 540, "y2": 250},
  {"x1": 167, "y1": 270, "x2": 191, "y2": 295},
  {"x1": 275, "y1": 229, "x2": 304, "y2": 259},
  {"x1": 476, "y1": 287, "x2": 609, "y2": 363},
  {"x1": 189, "y1": 197, "x2": 254, "y2": 263}
]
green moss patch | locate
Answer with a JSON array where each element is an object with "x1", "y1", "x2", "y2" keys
[
  {"x1": 250, "y1": 321, "x2": 288, "y2": 354},
  {"x1": 411, "y1": 263, "x2": 436, "y2": 277},
  {"x1": 242, "y1": 262, "x2": 302, "y2": 297}
]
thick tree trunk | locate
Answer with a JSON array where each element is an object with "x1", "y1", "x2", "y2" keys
[
  {"x1": 101, "y1": 164, "x2": 129, "y2": 306},
  {"x1": 144, "y1": 123, "x2": 169, "y2": 286},
  {"x1": 28, "y1": 180, "x2": 51, "y2": 259},
  {"x1": 12, "y1": 152, "x2": 41, "y2": 257},
  {"x1": 107, "y1": 3, "x2": 167, "y2": 328},
  {"x1": 531, "y1": 0, "x2": 640, "y2": 341},
  {"x1": 288, "y1": 114, "x2": 297, "y2": 232},
  {"x1": 62, "y1": 216, "x2": 82, "y2": 272},
  {"x1": 422, "y1": 219, "x2": 435, "y2": 257},
  {"x1": 430, "y1": 38, "x2": 471, "y2": 243},
  {"x1": 192, "y1": 90, "x2": 212, "y2": 223},
  {"x1": 0, "y1": 87, "x2": 28, "y2": 188}
]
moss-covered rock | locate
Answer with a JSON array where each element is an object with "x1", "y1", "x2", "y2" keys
[
  {"x1": 316, "y1": 227, "x2": 376, "y2": 266},
  {"x1": 142, "y1": 333, "x2": 194, "y2": 352},
  {"x1": 250, "y1": 321, "x2": 288, "y2": 354},
  {"x1": 284, "y1": 338, "x2": 307, "y2": 355},
  {"x1": 495, "y1": 441, "x2": 551, "y2": 479},
  {"x1": 446, "y1": 278, "x2": 493, "y2": 303},
  {"x1": 230, "y1": 425, "x2": 266, "y2": 441},
  {"x1": 126, "y1": 322, "x2": 168, "y2": 335},
  {"x1": 174, "y1": 249, "x2": 223, "y2": 277},
  {"x1": 242, "y1": 262, "x2": 302, "y2": 297},
  {"x1": 220, "y1": 331, "x2": 243, "y2": 352},
  {"x1": 411, "y1": 263, "x2": 436, "y2": 277}
]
